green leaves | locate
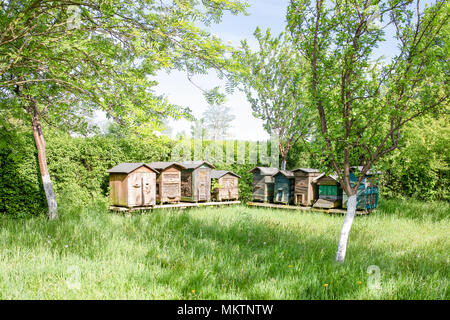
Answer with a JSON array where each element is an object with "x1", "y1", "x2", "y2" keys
[
  {"x1": 232, "y1": 28, "x2": 313, "y2": 165},
  {"x1": 0, "y1": 0, "x2": 248, "y2": 136},
  {"x1": 287, "y1": 0, "x2": 448, "y2": 192}
]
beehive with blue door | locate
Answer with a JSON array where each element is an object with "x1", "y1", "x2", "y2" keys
[
  {"x1": 273, "y1": 170, "x2": 295, "y2": 205},
  {"x1": 342, "y1": 166, "x2": 381, "y2": 210},
  {"x1": 312, "y1": 173, "x2": 343, "y2": 209}
]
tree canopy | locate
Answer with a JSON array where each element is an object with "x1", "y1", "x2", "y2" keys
[
  {"x1": 0, "y1": 0, "x2": 248, "y2": 218},
  {"x1": 287, "y1": 0, "x2": 449, "y2": 262},
  {"x1": 233, "y1": 27, "x2": 313, "y2": 169}
]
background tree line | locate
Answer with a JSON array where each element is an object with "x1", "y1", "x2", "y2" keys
[{"x1": 1, "y1": 115, "x2": 447, "y2": 217}]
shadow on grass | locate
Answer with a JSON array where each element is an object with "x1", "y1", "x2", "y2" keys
[
  {"x1": 143, "y1": 207, "x2": 448, "y2": 299},
  {"x1": 0, "y1": 204, "x2": 447, "y2": 299}
]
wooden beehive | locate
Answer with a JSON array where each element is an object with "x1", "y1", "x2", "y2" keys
[
  {"x1": 273, "y1": 170, "x2": 295, "y2": 205},
  {"x1": 292, "y1": 168, "x2": 322, "y2": 206},
  {"x1": 210, "y1": 170, "x2": 240, "y2": 201},
  {"x1": 342, "y1": 166, "x2": 381, "y2": 210},
  {"x1": 107, "y1": 163, "x2": 158, "y2": 208},
  {"x1": 249, "y1": 167, "x2": 279, "y2": 202},
  {"x1": 180, "y1": 160, "x2": 215, "y2": 202},
  {"x1": 148, "y1": 162, "x2": 185, "y2": 204},
  {"x1": 312, "y1": 173, "x2": 343, "y2": 209}
]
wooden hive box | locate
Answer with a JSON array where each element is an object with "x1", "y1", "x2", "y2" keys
[
  {"x1": 273, "y1": 170, "x2": 295, "y2": 205},
  {"x1": 148, "y1": 162, "x2": 186, "y2": 204},
  {"x1": 210, "y1": 170, "x2": 240, "y2": 201},
  {"x1": 312, "y1": 173, "x2": 343, "y2": 209},
  {"x1": 249, "y1": 167, "x2": 279, "y2": 203},
  {"x1": 292, "y1": 168, "x2": 323, "y2": 206},
  {"x1": 180, "y1": 160, "x2": 215, "y2": 202},
  {"x1": 342, "y1": 166, "x2": 381, "y2": 210},
  {"x1": 107, "y1": 163, "x2": 158, "y2": 208}
]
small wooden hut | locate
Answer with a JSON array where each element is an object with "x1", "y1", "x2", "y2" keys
[
  {"x1": 249, "y1": 167, "x2": 279, "y2": 202},
  {"x1": 292, "y1": 168, "x2": 322, "y2": 206},
  {"x1": 210, "y1": 170, "x2": 240, "y2": 201},
  {"x1": 107, "y1": 163, "x2": 158, "y2": 208},
  {"x1": 180, "y1": 160, "x2": 215, "y2": 202},
  {"x1": 342, "y1": 166, "x2": 381, "y2": 210},
  {"x1": 273, "y1": 170, "x2": 295, "y2": 205},
  {"x1": 148, "y1": 162, "x2": 185, "y2": 204},
  {"x1": 312, "y1": 173, "x2": 343, "y2": 209}
]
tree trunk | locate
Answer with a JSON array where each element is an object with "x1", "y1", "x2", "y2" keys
[
  {"x1": 30, "y1": 104, "x2": 58, "y2": 220},
  {"x1": 336, "y1": 193, "x2": 356, "y2": 263},
  {"x1": 281, "y1": 158, "x2": 287, "y2": 170}
]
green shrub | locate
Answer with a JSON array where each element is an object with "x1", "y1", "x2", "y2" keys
[
  {"x1": 0, "y1": 127, "x2": 174, "y2": 216},
  {"x1": 379, "y1": 115, "x2": 449, "y2": 201}
]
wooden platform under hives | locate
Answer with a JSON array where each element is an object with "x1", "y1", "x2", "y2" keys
[
  {"x1": 109, "y1": 200, "x2": 241, "y2": 212},
  {"x1": 246, "y1": 202, "x2": 370, "y2": 215}
]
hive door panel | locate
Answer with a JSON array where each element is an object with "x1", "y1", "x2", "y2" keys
[
  {"x1": 164, "y1": 183, "x2": 180, "y2": 199},
  {"x1": 142, "y1": 173, "x2": 155, "y2": 206},
  {"x1": 197, "y1": 169, "x2": 208, "y2": 201},
  {"x1": 128, "y1": 173, "x2": 143, "y2": 206},
  {"x1": 181, "y1": 172, "x2": 192, "y2": 197}
]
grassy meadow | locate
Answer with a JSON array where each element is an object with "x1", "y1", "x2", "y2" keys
[{"x1": 0, "y1": 199, "x2": 448, "y2": 299}]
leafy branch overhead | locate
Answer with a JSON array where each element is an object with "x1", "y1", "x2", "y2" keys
[
  {"x1": 287, "y1": 0, "x2": 449, "y2": 263},
  {"x1": 287, "y1": 0, "x2": 449, "y2": 191},
  {"x1": 0, "y1": 0, "x2": 249, "y2": 219},
  {"x1": 0, "y1": 0, "x2": 248, "y2": 135}
]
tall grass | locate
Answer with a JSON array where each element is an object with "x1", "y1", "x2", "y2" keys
[{"x1": 0, "y1": 199, "x2": 448, "y2": 299}]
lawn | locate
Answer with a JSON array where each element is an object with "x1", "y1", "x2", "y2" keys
[{"x1": 0, "y1": 199, "x2": 448, "y2": 299}]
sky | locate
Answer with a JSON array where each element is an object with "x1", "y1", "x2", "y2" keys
[
  {"x1": 154, "y1": 0, "x2": 291, "y2": 141},
  {"x1": 94, "y1": 0, "x2": 406, "y2": 140}
]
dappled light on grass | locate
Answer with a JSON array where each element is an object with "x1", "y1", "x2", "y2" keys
[{"x1": 0, "y1": 201, "x2": 448, "y2": 299}]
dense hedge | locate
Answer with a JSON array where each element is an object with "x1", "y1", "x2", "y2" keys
[
  {"x1": 0, "y1": 128, "x2": 174, "y2": 215},
  {"x1": 378, "y1": 115, "x2": 449, "y2": 201},
  {"x1": 0, "y1": 130, "x2": 262, "y2": 215},
  {"x1": 1, "y1": 115, "x2": 448, "y2": 216},
  {"x1": 0, "y1": 130, "x2": 47, "y2": 216}
]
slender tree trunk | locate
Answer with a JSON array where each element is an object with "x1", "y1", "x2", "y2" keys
[
  {"x1": 281, "y1": 157, "x2": 287, "y2": 170},
  {"x1": 336, "y1": 193, "x2": 357, "y2": 263},
  {"x1": 30, "y1": 103, "x2": 58, "y2": 220}
]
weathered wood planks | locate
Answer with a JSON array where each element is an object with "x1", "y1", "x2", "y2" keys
[
  {"x1": 246, "y1": 201, "x2": 369, "y2": 215},
  {"x1": 109, "y1": 200, "x2": 241, "y2": 212}
]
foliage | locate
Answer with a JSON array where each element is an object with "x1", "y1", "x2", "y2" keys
[
  {"x1": 0, "y1": 0, "x2": 249, "y2": 134},
  {"x1": 0, "y1": 126, "x2": 174, "y2": 215},
  {"x1": 233, "y1": 27, "x2": 313, "y2": 169},
  {"x1": 287, "y1": 0, "x2": 449, "y2": 192},
  {"x1": 0, "y1": 129, "x2": 46, "y2": 217},
  {"x1": 379, "y1": 114, "x2": 449, "y2": 201},
  {"x1": 0, "y1": 202, "x2": 448, "y2": 299},
  {"x1": 201, "y1": 104, "x2": 236, "y2": 140}
]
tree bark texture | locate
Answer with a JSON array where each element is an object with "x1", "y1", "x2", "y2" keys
[
  {"x1": 30, "y1": 104, "x2": 58, "y2": 219},
  {"x1": 335, "y1": 194, "x2": 357, "y2": 263}
]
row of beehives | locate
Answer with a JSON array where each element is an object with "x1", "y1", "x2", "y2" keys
[
  {"x1": 107, "y1": 161, "x2": 240, "y2": 208},
  {"x1": 250, "y1": 167, "x2": 380, "y2": 210}
]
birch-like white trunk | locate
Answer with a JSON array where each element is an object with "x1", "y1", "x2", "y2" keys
[
  {"x1": 336, "y1": 194, "x2": 357, "y2": 263},
  {"x1": 281, "y1": 158, "x2": 287, "y2": 170},
  {"x1": 31, "y1": 109, "x2": 58, "y2": 220}
]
